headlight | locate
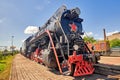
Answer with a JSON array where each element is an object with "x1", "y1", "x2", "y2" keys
[{"x1": 73, "y1": 44, "x2": 79, "y2": 50}]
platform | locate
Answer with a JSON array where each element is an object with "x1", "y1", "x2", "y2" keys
[{"x1": 9, "y1": 54, "x2": 118, "y2": 80}]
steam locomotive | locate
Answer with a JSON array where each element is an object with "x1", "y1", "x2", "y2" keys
[{"x1": 21, "y1": 5, "x2": 100, "y2": 76}]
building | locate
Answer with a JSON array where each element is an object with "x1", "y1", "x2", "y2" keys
[{"x1": 107, "y1": 32, "x2": 120, "y2": 40}]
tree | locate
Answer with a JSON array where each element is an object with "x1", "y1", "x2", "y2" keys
[
  {"x1": 83, "y1": 36, "x2": 96, "y2": 43},
  {"x1": 110, "y1": 39, "x2": 120, "y2": 48}
]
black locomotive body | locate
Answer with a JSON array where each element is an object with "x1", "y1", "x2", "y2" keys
[{"x1": 21, "y1": 5, "x2": 100, "y2": 76}]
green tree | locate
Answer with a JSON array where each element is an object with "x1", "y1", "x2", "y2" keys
[
  {"x1": 83, "y1": 36, "x2": 96, "y2": 43},
  {"x1": 110, "y1": 39, "x2": 120, "y2": 48}
]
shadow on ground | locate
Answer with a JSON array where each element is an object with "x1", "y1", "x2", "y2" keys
[{"x1": 48, "y1": 68, "x2": 118, "y2": 80}]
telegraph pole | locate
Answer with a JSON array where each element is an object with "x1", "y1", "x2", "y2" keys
[{"x1": 11, "y1": 36, "x2": 14, "y2": 55}]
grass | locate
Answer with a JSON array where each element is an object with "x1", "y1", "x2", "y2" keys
[
  {"x1": 0, "y1": 63, "x2": 6, "y2": 72},
  {"x1": 0, "y1": 55, "x2": 15, "y2": 80}
]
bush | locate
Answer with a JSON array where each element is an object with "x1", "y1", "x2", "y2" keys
[
  {"x1": 110, "y1": 39, "x2": 120, "y2": 48},
  {"x1": 83, "y1": 36, "x2": 96, "y2": 43}
]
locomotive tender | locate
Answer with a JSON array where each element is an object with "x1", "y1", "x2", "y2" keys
[{"x1": 21, "y1": 5, "x2": 100, "y2": 76}]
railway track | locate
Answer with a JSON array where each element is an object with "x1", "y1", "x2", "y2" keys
[{"x1": 94, "y1": 63, "x2": 120, "y2": 79}]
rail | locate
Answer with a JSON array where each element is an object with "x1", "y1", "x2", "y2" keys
[{"x1": 111, "y1": 47, "x2": 120, "y2": 52}]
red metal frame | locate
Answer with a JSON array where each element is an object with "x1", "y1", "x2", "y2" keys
[
  {"x1": 34, "y1": 48, "x2": 40, "y2": 62},
  {"x1": 31, "y1": 49, "x2": 38, "y2": 61},
  {"x1": 68, "y1": 51, "x2": 94, "y2": 76}
]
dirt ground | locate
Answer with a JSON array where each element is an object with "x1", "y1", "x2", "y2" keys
[{"x1": 99, "y1": 56, "x2": 120, "y2": 65}]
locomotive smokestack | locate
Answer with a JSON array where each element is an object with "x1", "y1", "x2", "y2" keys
[{"x1": 103, "y1": 28, "x2": 106, "y2": 41}]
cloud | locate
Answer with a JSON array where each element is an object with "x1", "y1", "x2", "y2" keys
[
  {"x1": 83, "y1": 32, "x2": 93, "y2": 37},
  {"x1": 24, "y1": 26, "x2": 39, "y2": 34},
  {"x1": 95, "y1": 37, "x2": 103, "y2": 40},
  {"x1": 21, "y1": 39, "x2": 25, "y2": 42},
  {"x1": 106, "y1": 30, "x2": 119, "y2": 36},
  {"x1": 82, "y1": 32, "x2": 103, "y2": 40}
]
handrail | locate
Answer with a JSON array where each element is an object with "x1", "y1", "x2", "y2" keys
[
  {"x1": 46, "y1": 30, "x2": 62, "y2": 74},
  {"x1": 57, "y1": 21, "x2": 70, "y2": 56}
]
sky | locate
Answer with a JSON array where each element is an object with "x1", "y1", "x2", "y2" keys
[{"x1": 0, "y1": 0, "x2": 120, "y2": 50}]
